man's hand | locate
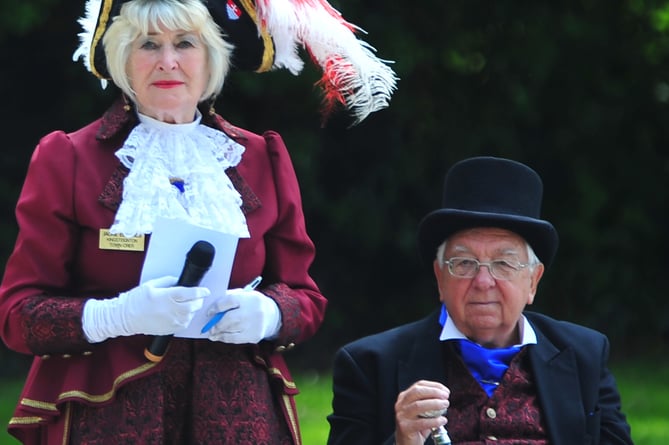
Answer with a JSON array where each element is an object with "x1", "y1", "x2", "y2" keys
[{"x1": 394, "y1": 380, "x2": 450, "y2": 445}]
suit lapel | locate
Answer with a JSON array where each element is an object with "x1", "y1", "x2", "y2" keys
[
  {"x1": 529, "y1": 328, "x2": 585, "y2": 445},
  {"x1": 398, "y1": 312, "x2": 447, "y2": 390}
]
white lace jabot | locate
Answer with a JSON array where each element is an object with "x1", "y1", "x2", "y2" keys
[{"x1": 109, "y1": 111, "x2": 250, "y2": 238}]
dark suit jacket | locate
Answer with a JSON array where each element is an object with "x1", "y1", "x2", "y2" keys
[{"x1": 327, "y1": 309, "x2": 633, "y2": 445}]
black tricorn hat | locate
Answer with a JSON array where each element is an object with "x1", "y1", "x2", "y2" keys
[
  {"x1": 72, "y1": 0, "x2": 398, "y2": 124},
  {"x1": 417, "y1": 156, "x2": 559, "y2": 267},
  {"x1": 82, "y1": 0, "x2": 273, "y2": 77}
]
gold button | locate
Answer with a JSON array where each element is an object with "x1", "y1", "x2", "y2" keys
[
  {"x1": 275, "y1": 345, "x2": 286, "y2": 352},
  {"x1": 286, "y1": 343, "x2": 295, "y2": 350},
  {"x1": 41, "y1": 355, "x2": 50, "y2": 360},
  {"x1": 486, "y1": 436, "x2": 498, "y2": 441},
  {"x1": 62, "y1": 354, "x2": 72, "y2": 359},
  {"x1": 486, "y1": 407, "x2": 497, "y2": 419},
  {"x1": 82, "y1": 351, "x2": 93, "y2": 356}
]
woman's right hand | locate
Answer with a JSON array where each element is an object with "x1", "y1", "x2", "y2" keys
[{"x1": 82, "y1": 276, "x2": 209, "y2": 342}]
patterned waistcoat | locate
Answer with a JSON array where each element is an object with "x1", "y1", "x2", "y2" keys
[{"x1": 442, "y1": 343, "x2": 550, "y2": 445}]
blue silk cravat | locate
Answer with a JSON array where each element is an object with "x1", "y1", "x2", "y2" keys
[
  {"x1": 439, "y1": 305, "x2": 523, "y2": 396},
  {"x1": 456, "y1": 339, "x2": 521, "y2": 397}
]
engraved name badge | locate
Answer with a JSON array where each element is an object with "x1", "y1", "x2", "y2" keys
[{"x1": 99, "y1": 229, "x2": 146, "y2": 251}]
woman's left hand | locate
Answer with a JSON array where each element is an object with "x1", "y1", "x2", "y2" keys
[{"x1": 205, "y1": 288, "x2": 282, "y2": 344}]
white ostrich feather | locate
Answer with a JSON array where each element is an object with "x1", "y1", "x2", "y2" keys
[
  {"x1": 72, "y1": 0, "x2": 109, "y2": 88},
  {"x1": 258, "y1": 0, "x2": 397, "y2": 123}
]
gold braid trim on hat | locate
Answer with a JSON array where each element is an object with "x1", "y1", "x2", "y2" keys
[
  {"x1": 238, "y1": 0, "x2": 275, "y2": 73},
  {"x1": 90, "y1": 0, "x2": 115, "y2": 79}
]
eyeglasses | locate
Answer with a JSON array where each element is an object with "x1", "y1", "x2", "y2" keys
[{"x1": 441, "y1": 257, "x2": 529, "y2": 281}]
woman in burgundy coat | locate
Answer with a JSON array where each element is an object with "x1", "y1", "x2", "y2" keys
[{"x1": 0, "y1": 0, "x2": 395, "y2": 444}]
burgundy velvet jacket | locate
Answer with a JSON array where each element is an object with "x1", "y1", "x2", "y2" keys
[{"x1": 0, "y1": 99, "x2": 327, "y2": 444}]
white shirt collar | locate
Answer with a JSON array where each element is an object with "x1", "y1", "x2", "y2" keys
[{"x1": 439, "y1": 308, "x2": 537, "y2": 347}]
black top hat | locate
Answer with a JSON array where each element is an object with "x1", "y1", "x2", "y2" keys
[
  {"x1": 73, "y1": 0, "x2": 397, "y2": 124},
  {"x1": 417, "y1": 156, "x2": 559, "y2": 267}
]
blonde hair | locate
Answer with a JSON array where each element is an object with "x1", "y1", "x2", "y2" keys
[{"x1": 103, "y1": 0, "x2": 233, "y2": 102}]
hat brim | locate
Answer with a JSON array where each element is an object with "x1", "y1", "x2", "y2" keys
[{"x1": 417, "y1": 209, "x2": 559, "y2": 268}]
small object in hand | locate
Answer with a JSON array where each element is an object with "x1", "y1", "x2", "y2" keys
[
  {"x1": 418, "y1": 409, "x2": 451, "y2": 445},
  {"x1": 418, "y1": 408, "x2": 447, "y2": 419},
  {"x1": 200, "y1": 276, "x2": 262, "y2": 334}
]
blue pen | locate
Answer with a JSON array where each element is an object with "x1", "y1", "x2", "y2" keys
[{"x1": 200, "y1": 276, "x2": 263, "y2": 334}]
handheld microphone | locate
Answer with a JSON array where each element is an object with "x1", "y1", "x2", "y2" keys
[{"x1": 144, "y1": 240, "x2": 215, "y2": 363}]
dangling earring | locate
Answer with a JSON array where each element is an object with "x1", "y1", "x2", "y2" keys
[
  {"x1": 208, "y1": 96, "x2": 217, "y2": 116},
  {"x1": 122, "y1": 94, "x2": 132, "y2": 112}
]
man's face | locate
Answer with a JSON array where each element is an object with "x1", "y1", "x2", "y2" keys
[{"x1": 433, "y1": 227, "x2": 544, "y2": 348}]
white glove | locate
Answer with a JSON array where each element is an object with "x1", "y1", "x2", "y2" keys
[
  {"x1": 205, "y1": 288, "x2": 282, "y2": 344},
  {"x1": 82, "y1": 276, "x2": 209, "y2": 343}
]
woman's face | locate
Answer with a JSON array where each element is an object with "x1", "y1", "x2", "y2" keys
[{"x1": 127, "y1": 25, "x2": 209, "y2": 123}]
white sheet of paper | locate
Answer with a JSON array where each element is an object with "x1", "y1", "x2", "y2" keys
[{"x1": 140, "y1": 217, "x2": 239, "y2": 338}]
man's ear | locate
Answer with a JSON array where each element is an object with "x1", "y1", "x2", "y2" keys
[{"x1": 527, "y1": 263, "x2": 544, "y2": 305}]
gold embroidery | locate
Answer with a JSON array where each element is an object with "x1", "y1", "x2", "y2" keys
[
  {"x1": 8, "y1": 416, "x2": 44, "y2": 425},
  {"x1": 17, "y1": 361, "x2": 158, "y2": 416},
  {"x1": 62, "y1": 403, "x2": 72, "y2": 445},
  {"x1": 57, "y1": 362, "x2": 158, "y2": 403},
  {"x1": 268, "y1": 366, "x2": 297, "y2": 389},
  {"x1": 254, "y1": 354, "x2": 298, "y2": 390},
  {"x1": 20, "y1": 398, "x2": 58, "y2": 412},
  {"x1": 254, "y1": 354, "x2": 267, "y2": 366},
  {"x1": 282, "y1": 394, "x2": 301, "y2": 445}
]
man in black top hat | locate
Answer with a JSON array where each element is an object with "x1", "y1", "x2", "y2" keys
[{"x1": 326, "y1": 157, "x2": 634, "y2": 445}]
